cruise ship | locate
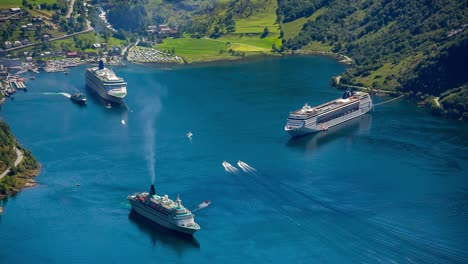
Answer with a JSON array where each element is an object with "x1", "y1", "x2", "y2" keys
[
  {"x1": 128, "y1": 185, "x2": 201, "y2": 235},
  {"x1": 85, "y1": 60, "x2": 127, "y2": 103},
  {"x1": 285, "y1": 90, "x2": 373, "y2": 137}
]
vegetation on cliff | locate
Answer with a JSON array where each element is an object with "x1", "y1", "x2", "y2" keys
[
  {"x1": 280, "y1": 0, "x2": 467, "y2": 120},
  {"x1": 0, "y1": 121, "x2": 40, "y2": 198}
]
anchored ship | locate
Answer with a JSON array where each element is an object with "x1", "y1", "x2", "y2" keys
[
  {"x1": 85, "y1": 60, "x2": 127, "y2": 103},
  {"x1": 128, "y1": 185, "x2": 201, "y2": 235},
  {"x1": 285, "y1": 90, "x2": 373, "y2": 137}
]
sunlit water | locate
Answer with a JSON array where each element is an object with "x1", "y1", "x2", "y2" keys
[{"x1": 0, "y1": 56, "x2": 467, "y2": 263}]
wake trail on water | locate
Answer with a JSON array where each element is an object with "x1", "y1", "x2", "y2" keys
[
  {"x1": 237, "y1": 160, "x2": 257, "y2": 175},
  {"x1": 192, "y1": 200, "x2": 211, "y2": 212},
  {"x1": 33, "y1": 92, "x2": 72, "y2": 98},
  {"x1": 227, "y1": 162, "x2": 465, "y2": 263},
  {"x1": 58, "y1": 92, "x2": 71, "y2": 98},
  {"x1": 226, "y1": 162, "x2": 303, "y2": 226},
  {"x1": 280, "y1": 182, "x2": 467, "y2": 263},
  {"x1": 222, "y1": 161, "x2": 239, "y2": 175}
]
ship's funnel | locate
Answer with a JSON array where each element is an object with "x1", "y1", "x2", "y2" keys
[
  {"x1": 149, "y1": 184, "x2": 156, "y2": 196},
  {"x1": 98, "y1": 60, "x2": 104, "y2": 70}
]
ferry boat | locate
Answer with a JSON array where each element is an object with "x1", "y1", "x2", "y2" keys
[
  {"x1": 128, "y1": 185, "x2": 200, "y2": 235},
  {"x1": 70, "y1": 92, "x2": 87, "y2": 104},
  {"x1": 85, "y1": 60, "x2": 127, "y2": 103},
  {"x1": 285, "y1": 90, "x2": 373, "y2": 137}
]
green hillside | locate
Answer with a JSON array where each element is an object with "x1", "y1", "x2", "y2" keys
[
  {"x1": 102, "y1": 0, "x2": 467, "y2": 119},
  {"x1": 281, "y1": 0, "x2": 468, "y2": 120},
  {"x1": 0, "y1": 121, "x2": 40, "y2": 198},
  {"x1": 106, "y1": 0, "x2": 282, "y2": 61},
  {"x1": 0, "y1": 122, "x2": 17, "y2": 173}
]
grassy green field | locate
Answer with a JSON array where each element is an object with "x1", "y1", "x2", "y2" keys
[
  {"x1": 27, "y1": 0, "x2": 57, "y2": 5},
  {"x1": 0, "y1": 0, "x2": 23, "y2": 9},
  {"x1": 46, "y1": 32, "x2": 125, "y2": 52},
  {"x1": 235, "y1": 12, "x2": 280, "y2": 34},
  {"x1": 282, "y1": 16, "x2": 309, "y2": 40},
  {"x1": 156, "y1": 37, "x2": 234, "y2": 63},
  {"x1": 155, "y1": 36, "x2": 277, "y2": 63},
  {"x1": 219, "y1": 34, "x2": 281, "y2": 50},
  {"x1": 0, "y1": 0, "x2": 57, "y2": 9},
  {"x1": 152, "y1": 0, "x2": 283, "y2": 63},
  {"x1": 282, "y1": 7, "x2": 328, "y2": 40},
  {"x1": 27, "y1": 8, "x2": 54, "y2": 18},
  {"x1": 235, "y1": 0, "x2": 280, "y2": 34},
  {"x1": 352, "y1": 53, "x2": 424, "y2": 89},
  {"x1": 300, "y1": 41, "x2": 333, "y2": 52}
]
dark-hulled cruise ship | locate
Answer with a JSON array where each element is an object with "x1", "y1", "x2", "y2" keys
[
  {"x1": 128, "y1": 185, "x2": 201, "y2": 235},
  {"x1": 285, "y1": 90, "x2": 373, "y2": 137},
  {"x1": 85, "y1": 60, "x2": 127, "y2": 103}
]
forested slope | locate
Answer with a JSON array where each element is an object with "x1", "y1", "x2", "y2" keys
[
  {"x1": 102, "y1": 0, "x2": 467, "y2": 119},
  {"x1": 0, "y1": 121, "x2": 40, "y2": 197},
  {"x1": 280, "y1": 0, "x2": 467, "y2": 119}
]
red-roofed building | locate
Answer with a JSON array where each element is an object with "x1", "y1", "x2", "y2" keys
[{"x1": 67, "y1": 51, "x2": 78, "y2": 58}]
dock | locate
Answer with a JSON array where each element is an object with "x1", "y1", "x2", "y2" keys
[{"x1": 11, "y1": 80, "x2": 26, "y2": 90}]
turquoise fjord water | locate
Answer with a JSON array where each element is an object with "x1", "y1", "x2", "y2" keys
[{"x1": 0, "y1": 56, "x2": 467, "y2": 263}]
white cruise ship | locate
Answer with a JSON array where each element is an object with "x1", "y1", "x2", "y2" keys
[
  {"x1": 85, "y1": 60, "x2": 127, "y2": 103},
  {"x1": 285, "y1": 90, "x2": 373, "y2": 137},
  {"x1": 128, "y1": 185, "x2": 201, "y2": 235}
]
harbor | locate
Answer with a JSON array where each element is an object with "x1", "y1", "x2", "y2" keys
[
  {"x1": 0, "y1": 58, "x2": 467, "y2": 263},
  {"x1": 0, "y1": 57, "x2": 96, "y2": 100}
]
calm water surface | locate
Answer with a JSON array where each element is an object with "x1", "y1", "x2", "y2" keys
[{"x1": 0, "y1": 56, "x2": 467, "y2": 263}]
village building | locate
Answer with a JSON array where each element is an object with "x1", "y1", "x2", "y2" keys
[
  {"x1": 66, "y1": 51, "x2": 79, "y2": 58},
  {"x1": 32, "y1": 17, "x2": 43, "y2": 23},
  {"x1": 109, "y1": 46, "x2": 122, "y2": 56}
]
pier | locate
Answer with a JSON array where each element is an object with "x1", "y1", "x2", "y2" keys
[{"x1": 11, "y1": 80, "x2": 26, "y2": 90}]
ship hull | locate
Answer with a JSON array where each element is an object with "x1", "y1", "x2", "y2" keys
[
  {"x1": 85, "y1": 70, "x2": 125, "y2": 104},
  {"x1": 286, "y1": 96, "x2": 372, "y2": 137},
  {"x1": 71, "y1": 98, "x2": 86, "y2": 105},
  {"x1": 128, "y1": 199, "x2": 198, "y2": 235}
]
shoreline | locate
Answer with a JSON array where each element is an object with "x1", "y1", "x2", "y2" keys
[
  {"x1": 125, "y1": 51, "x2": 277, "y2": 68},
  {"x1": 121, "y1": 49, "x2": 350, "y2": 70},
  {"x1": 0, "y1": 123, "x2": 42, "y2": 200},
  {"x1": 0, "y1": 167, "x2": 41, "y2": 200}
]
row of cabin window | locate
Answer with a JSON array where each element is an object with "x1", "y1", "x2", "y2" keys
[{"x1": 317, "y1": 107, "x2": 359, "y2": 124}]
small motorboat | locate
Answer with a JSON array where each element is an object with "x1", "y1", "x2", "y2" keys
[{"x1": 70, "y1": 92, "x2": 87, "y2": 104}]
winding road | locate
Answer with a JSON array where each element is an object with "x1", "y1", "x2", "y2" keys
[
  {"x1": 0, "y1": 147, "x2": 24, "y2": 181},
  {"x1": 66, "y1": 0, "x2": 75, "y2": 19}
]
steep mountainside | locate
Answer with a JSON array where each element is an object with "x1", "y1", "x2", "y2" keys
[
  {"x1": 281, "y1": 0, "x2": 467, "y2": 119},
  {"x1": 102, "y1": 0, "x2": 467, "y2": 119},
  {"x1": 0, "y1": 121, "x2": 17, "y2": 173},
  {"x1": 0, "y1": 121, "x2": 40, "y2": 198}
]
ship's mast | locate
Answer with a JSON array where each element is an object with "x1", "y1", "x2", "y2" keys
[{"x1": 176, "y1": 194, "x2": 182, "y2": 208}]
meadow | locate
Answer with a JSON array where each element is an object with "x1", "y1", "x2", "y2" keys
[{"x1": 0, "y1": 0, "x2": 57, "y2": 9}]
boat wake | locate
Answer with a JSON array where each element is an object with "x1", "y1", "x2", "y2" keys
[
  {"x1": 222, "y1": 162, "x2": 466, "y2": 263},
  {"x1": 186, "y1": 131, "x2": 193, "y2": 143},
  {"x1": 192, "y1": 200, "x2": 211, "y2": 212},
  {"x1": 58, "y1": 92, "x2": 71, "y2": 98},
  {"x1": 237, "y1": 160, "x2": 257, "y2": 174},
  {"x1": 41, "y1": 92, "x2": 71, "y2": 98},
  {"x1": 222, "y1": 161, "x2": 239, "y2": 174}
]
